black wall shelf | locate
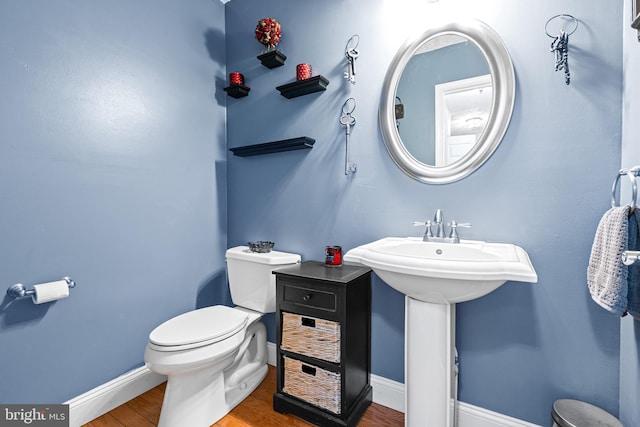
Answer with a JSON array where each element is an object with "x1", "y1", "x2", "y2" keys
[
  {"x1": 224, "y1": 84, "x2": 250, "y2": 98},
  {"x1": 276, "y1": 75, "x2": 329, "y2": 99},
  {"x1": 229, "y1": 136, "x2": 315, "y2": 157},
  {"x1": 258, "y1": 50, "x2": 287, "y2": 68}
]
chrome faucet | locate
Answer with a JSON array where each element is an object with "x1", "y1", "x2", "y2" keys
[
  {"x1": 433, "y1": 209, "x2": 445, "y2": 238},
  {"x1": 413, "y1": 209, "x2": 471, "y2": 243}
]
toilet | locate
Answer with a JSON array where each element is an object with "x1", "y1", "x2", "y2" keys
[{"x1": 144, "y1": 246, "x2": 301, "y2": 427}]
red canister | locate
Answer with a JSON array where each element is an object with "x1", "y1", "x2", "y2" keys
[
  {"x1": 229, "y1": 72, "x2": 244, "y2": 85},
  {"x1": 296, "y1": 63, "x2": 312, "y2": 81},
  {"x1": 325, "y1": 246, "x2": 342, "y2": 267}
]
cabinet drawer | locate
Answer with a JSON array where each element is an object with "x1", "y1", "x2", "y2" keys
[
  {"x1": 281, "y1": 313, "x2": 340, "y2": 362},
  {"x1": 283, "y1": 356, "x2": 341, "y2": 414},
  {"x1": 282, "y1": 284, "x2": 336, "y2": 311}
]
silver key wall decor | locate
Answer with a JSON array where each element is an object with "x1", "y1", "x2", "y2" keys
[
  {"x1": 344, "y1": 35, "x2": 359, "y2": 85},
  {"x1": 545, "y1": 14, "x2": 578, "y2": 85},
  {"x1": 340, "y1": 98, "x2": 357, "y2": 175}
]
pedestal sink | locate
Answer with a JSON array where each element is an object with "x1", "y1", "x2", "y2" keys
[{"x1": 344, "y1": 237, "x2": 537, "y2": 427}]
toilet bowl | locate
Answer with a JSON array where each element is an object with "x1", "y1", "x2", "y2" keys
[
  {"x1": 144, "y1": 306, "x2": 264, "y2": 427},
  {"x1": 144, "y1": 246, "x2": 301, "y2": 427}
]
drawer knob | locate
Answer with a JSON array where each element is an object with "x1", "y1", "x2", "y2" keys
[{"x1": 302, "y1": 294, "x2": 311, "y2": 302}]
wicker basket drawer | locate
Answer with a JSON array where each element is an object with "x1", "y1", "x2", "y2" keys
[
  {"x1": 283, "y1": 357, "x2": 342, "y2": 414},
  {"x1": 281, "y1": 312, "x2": 340, "y2": 362}
]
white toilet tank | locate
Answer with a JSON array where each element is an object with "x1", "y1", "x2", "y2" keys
[{"x1": 225, "y1": 246, "x2": 301, "y2": 313}]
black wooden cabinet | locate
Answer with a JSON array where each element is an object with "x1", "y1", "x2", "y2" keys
[{"x1": 273, "y1": 261, "x2": 372, "y2": 427}]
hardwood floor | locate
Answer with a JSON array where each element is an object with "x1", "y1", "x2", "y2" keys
[{"x1": 84, "y1": 366, "x2": 404, "y2": 426}]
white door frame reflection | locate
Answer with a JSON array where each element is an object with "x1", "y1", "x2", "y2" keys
[{"x1": 434, "y1": 74, "x2": 492, "y2": 166}]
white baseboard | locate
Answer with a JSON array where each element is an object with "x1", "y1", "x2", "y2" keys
[
  {"x1": 370, "y1": 373, "x2": 405, "y2": 412},
  {"x1": 364, "y1": 376, "x2": 540, "y2": 426},
  {"x1": 457, "y1": 401, "x2": 541, "y2": 427},
  {"x1": 267, "y1": 340, "x2": 277, "y2": 366},
  {"x1": 64, "y1": 366, "x2": 166, "y2": 427},
  {"x1": 67, "y1": 342, "x2": 539, "y2": 427}
]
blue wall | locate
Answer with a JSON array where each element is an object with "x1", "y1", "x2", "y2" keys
[
  {"x1": 0, "y1": 0, "x2": 228, "y2": 403},
  {"x1": 620, "y1": 1, "x2": 640, "y2": 425},
  {"x1": 0, "y1": 1, "x2": 630, "y2": 426},
  {"x1": 225, "y1": 0, "x2": 622, "y2": 425}
]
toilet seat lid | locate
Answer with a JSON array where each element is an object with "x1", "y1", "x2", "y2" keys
[{"x1": 149, "y1": 306, "x2": 248, "y2": 347}]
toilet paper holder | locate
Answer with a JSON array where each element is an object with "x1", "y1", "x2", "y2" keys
[{"x1": 6, "y1": 277, "x2": 76, "y2": 299}]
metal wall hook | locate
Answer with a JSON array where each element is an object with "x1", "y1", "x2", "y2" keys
[{"x1": 545, "y1": 14, "x2": 578, "y2": 38}]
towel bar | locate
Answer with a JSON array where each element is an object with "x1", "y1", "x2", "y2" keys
[
  {"x1": 611, "y1": 166, "x2": 640, "y2": 209},
  {"x1": 622, "y1": 251, "x2": 640, "y2": 266}
]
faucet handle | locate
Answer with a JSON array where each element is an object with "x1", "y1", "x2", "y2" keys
[
  {"x1": 448, "y1": 221, "x2": 471, "y2": 228},
  {"x1": 413, "y1": 220, "x2": 433, "y2": 238},
  {"x1": 448, "y1": 221, "x2": 471, "y2": 241}
]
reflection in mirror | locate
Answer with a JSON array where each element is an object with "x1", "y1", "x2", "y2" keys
[
  {"x1": 434, "y1": 74, "x2": 491, "y2": 166},
  {"x1": 396, "y1": 35, "x2": 491, "y2": 166},
  {"x1": 379, "y1": 19, "x2": 515, "y2": 184}
]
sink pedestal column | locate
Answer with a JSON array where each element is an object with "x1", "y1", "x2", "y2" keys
[{"x1": 405, "y1": 296, "x2": 455, "y2": 427}]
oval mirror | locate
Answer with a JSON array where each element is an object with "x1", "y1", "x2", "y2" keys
[{"x1": 380, "y1": 19, "x2": 515, "y2": 184}]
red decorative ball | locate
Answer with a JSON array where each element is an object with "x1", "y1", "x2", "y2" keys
[{"x1": 255, "y1": 18, "x2": 282, "y2": 49}]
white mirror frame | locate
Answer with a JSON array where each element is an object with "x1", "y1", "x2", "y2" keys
[{"x1": 379, "y1": 19, "x2": 515, "y2": 184}]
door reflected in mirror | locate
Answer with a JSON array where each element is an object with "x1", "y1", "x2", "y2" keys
[
  {"x1": 395, "y1": 35, "x2": 491, "y2": 166},
  {"x1": 435, "y1": 74, "x2": 491, "y2": 166}
]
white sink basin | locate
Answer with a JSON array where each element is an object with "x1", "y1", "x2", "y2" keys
[{"x1": 344, "y1": 237, "x2": 537, "y2": 304}]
